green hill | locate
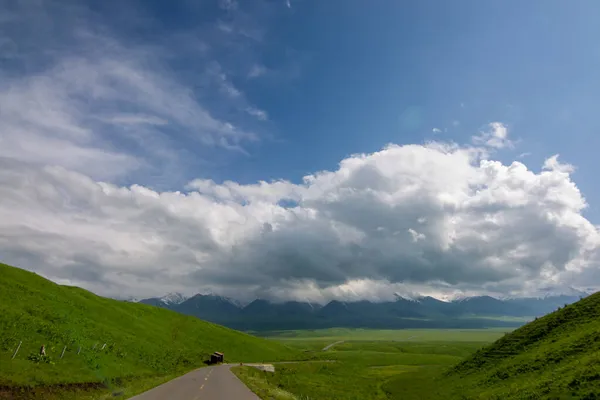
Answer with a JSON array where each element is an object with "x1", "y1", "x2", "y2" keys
[
  {"x1": 0, "y1": 263, "x2": 300, "y2": 398},
  {"x1": 384, "y1": 291, "x2": 600, "y2": 399}
]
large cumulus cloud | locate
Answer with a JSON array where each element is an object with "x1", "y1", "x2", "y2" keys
[{"x1": 1, "y1": 137, "x2": 599, "y2": 302}]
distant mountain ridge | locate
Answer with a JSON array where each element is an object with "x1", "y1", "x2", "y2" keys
[{"x1": 138, "y1": 291, "x2": 590, "y2": 331}]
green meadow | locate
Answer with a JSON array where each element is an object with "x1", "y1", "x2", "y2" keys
[
  {"x1": 238, "y1": 291, "x2": 600, "y2": 400},
  {"x1": 233, "y1": 328, "x2": 510, "y2": 400}
]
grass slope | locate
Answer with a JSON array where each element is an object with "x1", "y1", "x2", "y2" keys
[
  {"x1": 0, "y1": 263, "x2": 299, "y2": 398},
  {"x1": 385, "y1": 291, "x2": 600, "y2": 399}
]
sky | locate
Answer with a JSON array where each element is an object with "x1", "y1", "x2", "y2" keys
[{"x1": 1, "y1": 0, "x2": 600, "y2": 303}]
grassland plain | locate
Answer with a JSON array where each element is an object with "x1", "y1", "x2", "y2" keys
[
  {"x1": 0, "y1": 263, "x2": 303, "y2": 399},
  {"x1": 259, "y1": 327, "x2": 511, "y2": 341},
  {"x1": 233, "y1": 328, "x2": 509, "y2": 400}
]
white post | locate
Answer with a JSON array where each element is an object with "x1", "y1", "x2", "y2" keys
[
  {"x1": 11, "y1": 341, "x2": 22, "y2": 359},
  {"x1": 92, "y1": 343, "x2": 97, "y2": 350},
  {"x1": 101, "y1": 343, "x2": 106, "y2": 350},
  {"x1": 77, "y1": 346, "x2": 81, "y2": 355},
  {"x1": 60, "y1": 346, "x2": 67, "y2": 359}
]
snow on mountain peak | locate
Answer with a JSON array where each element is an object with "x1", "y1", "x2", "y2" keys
[
  {"x1": 393, "y1": 292, "x2": 420, "y2": 302},
  {"x1": 159, "y1": 292, "x2": 188, "y2": 305}
]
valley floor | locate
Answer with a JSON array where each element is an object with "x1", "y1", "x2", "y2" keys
[{"x1": 234, "y1": 328, "x2": 509, "y2": 400}]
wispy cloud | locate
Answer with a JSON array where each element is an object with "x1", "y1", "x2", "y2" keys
[
  {"x1": 102, "y1": 114, "x2": 169, "y2": 126},
  {"x1": 206, "y1": 61, "x2": 269, "y2": 121},
  {"x1": 246, "y1": 107, "x2": 269, "y2": 121},
  {"x1": 543, "y1": 154, "x2": 575, "y2": 173},
  {"x1": 0, "y1": 1, "x2": 269, "y2": 183},
  {"x1": 432, "y1": 128, "x2": 442, "y2": 134},
  {"x1": 248, "y1": 64, "x2": 267, "y2": 78},
  {"x1": 472, "y1": 122, "x2": 513, "y2": 149}
]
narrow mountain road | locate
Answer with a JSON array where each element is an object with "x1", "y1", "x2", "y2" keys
[
  {"x1": 129, "y1": 364, "x2": 259, "y2": 400},
  {"x1": 322, "y1": 340, "x2": 344, "y2": 351}
]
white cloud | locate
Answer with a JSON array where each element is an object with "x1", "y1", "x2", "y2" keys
[
  {"x1": 0, "y1": 3, "x2": 265, "y2": 182},
  {"x1": 0, "y1": 53, "x2": 258, "y2": 180},
  {"x1": 246, "y1": 107, "x2": 269, "y2": 121},
  {"x1": 472, "y1": 122, "x2": 513, "y2": 149},
  {"x1": 432, "y1": 128, "x2": 442, "y2": 134},
  {"x1": 1, "y1": 140, "x2": 599, "y2": 302},
  {"x1": 543, "y1": 154, "x2": 575, "y2": 173},
  {"x1": 206, "y1": 61, "x2": 269, "y2": 122},
  {"x1": 102, "y1": 114, "x2": 169, "y2": 126},
  {"x1": 408, "y1": 229, "x2": 426, "y2": 242},
  {"x1": 2, "y1": 1, "x2": 597, "y2": 303},
  {"x1": 248, "y1": 64, "x2": 267, "y2": 78}
]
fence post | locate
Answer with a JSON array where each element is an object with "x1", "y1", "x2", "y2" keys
[
  {"x1": 11, "y1": 341, "x2": 22, "y2": 359},
  {"x1": 60, "y1": 346, "x2": 67, "y2": 359},
  {"x1": 77, "y1": 346, "x2": 81, "y2": 355},
  {"x1": 92, "y1": 343, "x2": 98, "y2": 350},
  {"x1": 101, "y1": 343, "x2": 106, "y2": 350}
]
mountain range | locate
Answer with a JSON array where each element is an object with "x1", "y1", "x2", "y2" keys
[{"x1": 138, "y1": 292, "x2": 590, "y2": 331}]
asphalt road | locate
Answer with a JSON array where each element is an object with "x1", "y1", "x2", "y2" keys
[{"x1": 129, "y1": 364, "x2": 259, "y2": 400}]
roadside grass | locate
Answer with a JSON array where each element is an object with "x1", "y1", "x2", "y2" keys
[
  {"x1": 0, "y1": 373, "x2": 185, "y2": 400},
  {"x1": 231, "y1": 367, "x2": 299, "y2": 400},
  {"x1": 0, "y1": 263, "x2": 302, "y2": 399}
]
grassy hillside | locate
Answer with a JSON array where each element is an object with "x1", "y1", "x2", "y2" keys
[
  {"x1": 384, "y1": 291, "x2": 600, "y2": 399},
  {"x1": 0, "y1": 263, "x2": 300, "y2": 398}
]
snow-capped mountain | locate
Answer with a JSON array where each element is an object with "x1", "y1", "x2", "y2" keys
[
  {"x1": 393, "y1": 292, "x2": 421, "y2": 302},
  {"x1": 138, "y1": 292, "x2": 188, "y2": 307},
  {"x1": 137, "y1": 288, "x2": 593, "y2": 331},
  {"x1": 159, "y1": 292, "x2": 188, "y2": 305}
]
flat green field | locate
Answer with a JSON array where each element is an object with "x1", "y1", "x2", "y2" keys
[
  {"x1": 260, "y1": 327, "x2": 511, "y2": 341},
  {"x1": 234, "y1": 328, "x2": 512, "y2": 400}
]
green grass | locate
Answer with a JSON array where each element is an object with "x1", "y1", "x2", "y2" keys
[
  {"x1": 383, "y1": 292, "x2": 600, "y2": 399},
  {"x1": 5, "y1": 258, "x2": 597, "y2": 399},
  {"x1": 0, "y1": 263, "x2": 301, "y2": 399},
  {"x1": 231, "y1": 367, "x2": 301, "y2": 400},
  {"x1": 237, "y1": 295, "x2": 600, "y2": 400},
  {"x1": 234, "y1": 330, "x2": 504, "y2": 400},
  {"x1": 259, "y1": 327, "x2": 511, "y2": 342}
]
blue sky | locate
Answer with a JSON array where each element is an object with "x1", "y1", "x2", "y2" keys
[
  {"x1": 5, "y1": 0, "x2": 599, "y2": 215},
  {"x1": 2, "y1": 0, "x2": 600, "y2": 300},
  {"x1": 114, "y1": 0, "x2": 600, "y2": 219}
]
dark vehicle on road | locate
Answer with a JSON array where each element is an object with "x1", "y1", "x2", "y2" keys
[{"x1": 209, "y1": 351, "x2": 224, "y2": 364}]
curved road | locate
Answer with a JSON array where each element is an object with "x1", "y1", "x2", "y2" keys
[{"x1": 130, "y1": 364, "x2": 259, "y2": 400}]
